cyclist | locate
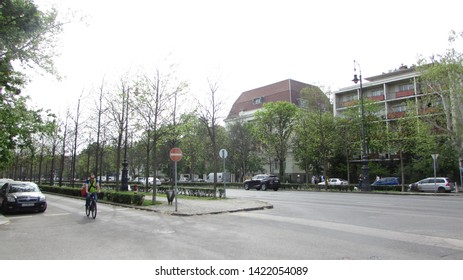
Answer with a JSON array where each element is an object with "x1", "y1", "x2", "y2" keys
[{"x1": 85, "y1": 174, "x2": 100, "y2": 209}]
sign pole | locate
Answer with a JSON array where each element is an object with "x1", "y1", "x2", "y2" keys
[
  {"x1": 169, "y1": 147, "x2": 183, "y2": 212},
  {"x1": 219, "y1": 149, "x2": 228, "y2": 198},
  {"x1": 174, "y1": 160, "x2": 178, "y2": 212},
  {"x1": 223, "y1": 152, "x2": 226, "y2": 198}
]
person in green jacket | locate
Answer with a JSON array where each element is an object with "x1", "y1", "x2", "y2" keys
[{"x1": 85, "y1": 174, "x2": 100, "y2": 209}]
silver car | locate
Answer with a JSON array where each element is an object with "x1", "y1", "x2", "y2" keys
[{"x1": 409, "y1": 177, "x2": 455, "y2": 193}]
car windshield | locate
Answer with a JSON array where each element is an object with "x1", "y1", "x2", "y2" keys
[{"x1": 9, "y1": 183, "x2": 40, "y2": 193}]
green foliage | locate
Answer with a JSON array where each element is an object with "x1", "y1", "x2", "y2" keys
[
  {"x1": 293, "y1": 109, "x2": 337, "y2": 178},
  {"x1": 40, "y1": 185, "x2": 145, "y2": 205},
  {"x1": 0, "y1": 93, "x2": 56, "y2": 168},
  {"x1": 253, "y1": 101, "x2": 298, "y2": 178},
  {"x1": 226, "y1": 120, "x2": 262, "y2": 180},
  {"x1": 417, "y1": 30, "x2": 463, "y2": 164},
  {"x1": 0, "y1": 0, "x2": 60, "y2": 169},
  {"x1": 0, "y1": 0, "x2": 62, "y2": 92}
]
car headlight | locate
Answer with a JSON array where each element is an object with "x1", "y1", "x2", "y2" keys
[
  {"x1": 39, "y1": 195, "x2": 46, "y2": 202},
  {"x1": 7, "y1": 196, "x2": 16, "y2": 203}
]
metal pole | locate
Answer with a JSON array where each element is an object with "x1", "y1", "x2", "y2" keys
[
  {"x1": 121, "y1": 89, "x2": 129, "y2": 191},
  {"x1": 223, "y1": 155, "x2": 226, "y2": 198},
  {"x1": 174, "y1": 160, "x2": 178, "y2": 212},
  {"x1": 353, "y1": 61, "x2": 370, "y2": 191}
]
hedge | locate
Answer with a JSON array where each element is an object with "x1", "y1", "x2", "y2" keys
[{"x1": 39, "y1": 185, "x2": 145, "y2": 206}]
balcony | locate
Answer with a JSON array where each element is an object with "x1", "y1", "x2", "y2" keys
[
  {"x1": 387, "y1": 111, "x2": 406, "y2": 119},
  {"x1": 396, "y1": 90, "x2": 414, "y2": 98},
  {"x1": 369, "y1": 95, "x2": 384, "y2": 101}
]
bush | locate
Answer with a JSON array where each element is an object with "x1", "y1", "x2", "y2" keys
[{"x1": 40, "y1": 185, "x2": 145, "y2": 205}]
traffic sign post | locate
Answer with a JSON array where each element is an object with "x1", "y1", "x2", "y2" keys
[
  {"x1": 219, "y1": 149, "x2": 228, "y2": 198},
  {"x1": 170, "y1": 148, "x2": 183, "y2": 211}
]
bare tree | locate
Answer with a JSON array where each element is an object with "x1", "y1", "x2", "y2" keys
[
  {"x1": 70, "y1": 97, "x2": 82, "y2": 187},
  {"x1": 133, "y1": 67, "x2": 188, "y2": 202},
  {"x1": 197, "y1": 78, "x2": 226, "y2": 196},
  {"x1": 106, "y1": 77, "x2": 131, "y2": 191}
]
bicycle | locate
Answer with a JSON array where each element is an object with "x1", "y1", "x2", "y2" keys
[{"x1": 85, "y1": 193, "x2": 97, "y2": 219}]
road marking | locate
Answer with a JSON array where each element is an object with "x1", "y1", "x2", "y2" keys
[
  {"x1": 7, "y1": 215, "x2": 34, "y2": 220},
  {"x1": 234, "y1": 212, "x2": 463, "y2": 251},
  {"x1": 44, "y1": 213, "x2": 70, "y2": 217}
]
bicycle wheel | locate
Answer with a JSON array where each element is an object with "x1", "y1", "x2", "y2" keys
[{"x1": 90, "y1": 200, "x2": 97, "y2": 219}]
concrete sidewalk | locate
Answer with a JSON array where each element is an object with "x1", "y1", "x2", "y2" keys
[{"x1": 136, "y1": 195, "x2": 273, "y2": 216}]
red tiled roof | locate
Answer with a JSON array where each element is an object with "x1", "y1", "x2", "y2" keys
[{"x1": 226, "y1": 79, "x2": 313, "y2": 120}]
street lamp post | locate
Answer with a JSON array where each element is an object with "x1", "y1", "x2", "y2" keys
[
  {"x1": 121, "y1": 89, "x2": 130, "y2": 191},
  {"x1": 352, "y1": 60, "x2": 370, "y2": 191}
]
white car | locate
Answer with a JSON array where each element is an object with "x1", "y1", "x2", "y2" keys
[
  {"x1": 409, "y1": 177, "x2": 454, "y2": 193},
  {"x1": 318, "y1": 178, "x2": 348, "y2": 185}
]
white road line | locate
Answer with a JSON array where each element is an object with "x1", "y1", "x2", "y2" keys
[{"x1": 44, "y1": 213, "x2": 70, "y2": 217}]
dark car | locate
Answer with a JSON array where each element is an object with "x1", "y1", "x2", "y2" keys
[
  {"x1": 371, "y1": 177, "x2": 400, "y2": 186},
  {"x1": 243, "y1": 174, "x2": 280, "y2": 191},
  {"x1": 0, "y1": 181, "x2": 47, "y2": 213}
]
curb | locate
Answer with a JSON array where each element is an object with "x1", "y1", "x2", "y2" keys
[{"x1": 0, "y1": 214, "x2": 9, "y2": 226}]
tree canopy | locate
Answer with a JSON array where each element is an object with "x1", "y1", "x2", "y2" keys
[{"x1": 0, "y1": 0, "x2": 61, "y2": 168}]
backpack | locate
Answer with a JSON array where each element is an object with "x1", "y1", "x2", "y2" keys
[{"x1": 81, "y1": 185, "x2": 87, "y2": 197}]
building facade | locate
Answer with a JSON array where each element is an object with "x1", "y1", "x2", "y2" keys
[
  {"x1": 334, "y1": 65, "x2": 419, "y2": 120},
  {"x1": 225, "y1": 79, "x2": 322, "y2": 182}
]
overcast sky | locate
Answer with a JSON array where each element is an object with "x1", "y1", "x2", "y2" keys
[{"x1": 25, "y1": 0, "x2": 461, "y2": 118}]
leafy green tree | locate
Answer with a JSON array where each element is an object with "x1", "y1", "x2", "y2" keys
[
  {"x1": 226, "y1": 120, "x2": 262, "y2": 181},
  {"x1": 1, "y1": 0, "x2": 61, "y2": 170},
  {"x1": 417, "y1": 30, "x2": 463, "y2": 175},
  {"x1": 253, "y1": 101, "x2": 298, "y2": 179},
  {"x1": 1, "y1": 0, "x2": 62, "y2": 93},
  {"x1": 294, "y1": 109, "x2": 337, "y2": 187},
  {"x1": 293, "y1": 86, "x2": 332, "y2": 183},
  {"x1": 0, "y1": 94, "x2": 55, "y2": 170},
  {"x1": 177, "y1": 113, "x2": 208, "y2": 180}
]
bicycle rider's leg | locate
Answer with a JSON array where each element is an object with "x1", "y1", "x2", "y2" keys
[{"x1": 86, "y1": 193, "x2": 90, "y2": 208}]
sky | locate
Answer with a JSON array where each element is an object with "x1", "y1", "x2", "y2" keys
[{"x1": 24, "y1": 0, "x2": 462, "y2": 118}]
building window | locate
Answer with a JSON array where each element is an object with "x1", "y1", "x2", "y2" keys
[
  {"x1": 253, "y1": 97, "x2": 264, "y2": 105},
  {"x1": 369, "y1": 89, "x2": 384, "y2": 97},
  {"x1": 391, "y1": 103, "x2": 406, "y2": 112},
  {"x1": 398, "y1": 84, "x2": 414, "y2": 92}
]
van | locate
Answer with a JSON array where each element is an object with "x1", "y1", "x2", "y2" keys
[{"x1": 206, "y1": 172, "x2": 230, "y2": 183}]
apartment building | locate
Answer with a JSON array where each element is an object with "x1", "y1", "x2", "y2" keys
[{"x1": 334, "y1": 65, "x2": 419, "y2": 120}]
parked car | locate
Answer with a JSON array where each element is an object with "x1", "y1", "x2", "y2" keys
[
  {"x1": 0, "y1": 181, "x2": 47, "y2": 213},
  {"x1": 243, "y1": 174, "x2": 280, "y2": 191},
  {"x1": 317, "y1": 178, "x2": 348, "y2": 185},
  {"x1": 371, "y1": 177, "x2": 400, "y2": 186},
  {"x1": 135, "y1": 177, "x2": 161, "y2": 186},
  {"x1": 409, "y1": 177, "x2": 455, "y2": 193}
]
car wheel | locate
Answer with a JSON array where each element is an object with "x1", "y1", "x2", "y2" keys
[
  {"x1": 273, "y1": 187, "x2": 278, "y2": 191},
  {"x1": 437, "y1": 187, "x2": 446, "y2": 193},
  {"x1": 261, "y1": 183, "x2": 267, "y2": 191},
  {"x1": 244, "y1": 183, "x2": 250, "y2": 190}
]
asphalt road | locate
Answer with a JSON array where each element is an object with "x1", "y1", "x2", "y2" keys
[{"x1": 1, "y1": 189, "x2": 463, "y2": 260}]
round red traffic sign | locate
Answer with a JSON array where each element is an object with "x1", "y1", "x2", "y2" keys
[{"x1": 169, "y1": 147, "x2": 183, "y2": 162}]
